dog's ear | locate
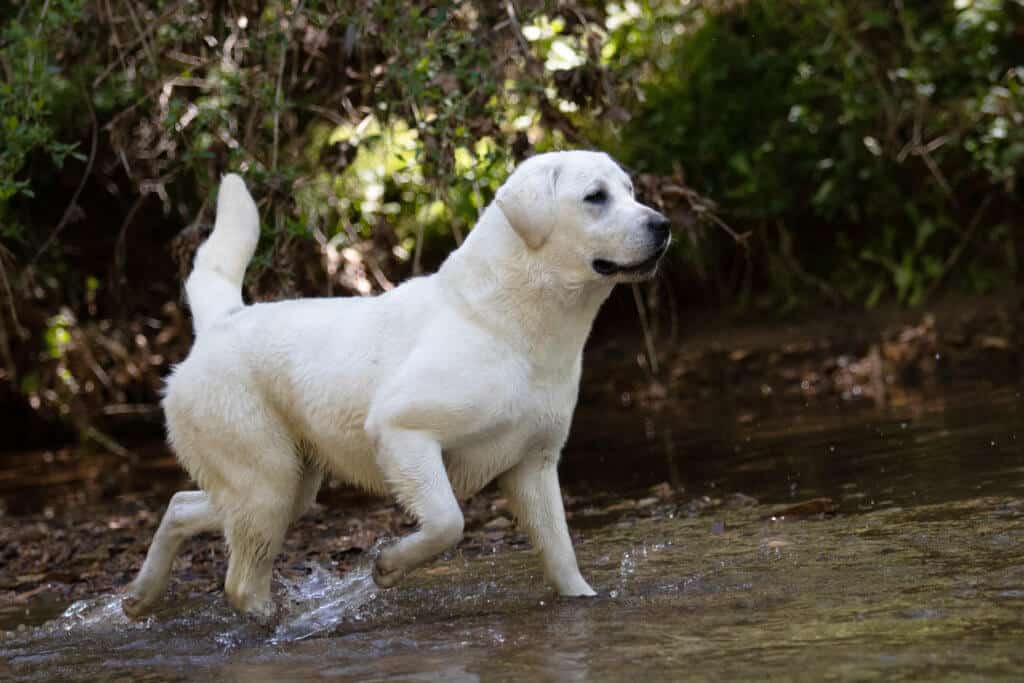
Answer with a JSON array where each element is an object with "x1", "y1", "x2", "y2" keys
[{"x1": 495, "y1": 163, "x2": 561, "y2": 250}]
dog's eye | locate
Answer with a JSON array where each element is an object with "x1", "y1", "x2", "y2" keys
[{"x1": 584, "y1": 189, "x2": 608, "y2": 204}]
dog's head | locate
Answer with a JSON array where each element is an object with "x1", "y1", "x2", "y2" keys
[{"x1": 495, "y1": 151, "x2": 670, "y2": 284}]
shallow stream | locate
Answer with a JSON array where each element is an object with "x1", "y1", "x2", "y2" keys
[{"x1": 2, "y1": 383, "x2": 1022, "y2": 681}]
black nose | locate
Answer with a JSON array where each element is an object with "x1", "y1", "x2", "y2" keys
[{"x1": 646, "y1": 213, "x2": 671, "y2": 244}]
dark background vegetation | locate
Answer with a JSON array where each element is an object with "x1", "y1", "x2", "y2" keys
[{"x1": 1, "y1": 0, "x2": 1022, "y2": 456}]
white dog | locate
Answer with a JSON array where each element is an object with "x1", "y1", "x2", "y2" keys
[{"x1": 122, "y1": 150, "x2": 670, "y2": 618}]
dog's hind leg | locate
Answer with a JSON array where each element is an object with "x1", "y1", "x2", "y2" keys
[
  {"x1": 123, "y1": 490, "x2": 222, "y2": 617},
  {"x1": 221, "y1": 445, "x2": 303, "y2": 619},
  {"x1": 223, "y1": 507, "x2": 290, "y2": 619}
]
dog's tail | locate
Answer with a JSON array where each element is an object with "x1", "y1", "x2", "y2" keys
[{"x1": 185, "y1": 174, "x2": 260, "y2": 335}]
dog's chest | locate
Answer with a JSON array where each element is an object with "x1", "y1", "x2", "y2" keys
[{"x1": 443, "y1": 371, "x2": 578, "y2": 497}]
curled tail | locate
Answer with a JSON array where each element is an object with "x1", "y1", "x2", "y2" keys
[{"x1": 185, "y1": 174, "x2": 260, "y2": 335}]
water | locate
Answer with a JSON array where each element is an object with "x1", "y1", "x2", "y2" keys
[{"x1": 2, "y1": 383, "x2": 1023, "y2": 681}]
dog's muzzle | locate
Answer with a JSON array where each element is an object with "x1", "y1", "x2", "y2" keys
[{"x1": 592, "y1": 213, "x2": 671, "y2": 276}]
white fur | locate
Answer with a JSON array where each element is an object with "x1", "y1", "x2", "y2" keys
[{"x1": 123, "y1": 150, "x2": 669, "y2": 618}]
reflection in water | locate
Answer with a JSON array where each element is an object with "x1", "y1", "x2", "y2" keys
[
  {"x1": 1, "y1": 384, "x2": 1022, "y2": 681},
  {"x1": 567, "y1": 384, "x2": 1023, "y2": 508}
]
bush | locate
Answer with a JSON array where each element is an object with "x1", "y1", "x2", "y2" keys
[
  {"x1": 0, "y1": 0, "x2": 86, "y2": 241},
  {"x1": 615, "y1": 0, "x2": 1023, "y2": 308},
  {"x1": 2, "y1": 0, "x2": 1022, "y2": 442}
]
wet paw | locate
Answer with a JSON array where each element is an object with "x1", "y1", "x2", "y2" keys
[
  {"x1": 246, "y1": 599, "x2": 278, "y2": 625},
  {"x1": 373, "y1": 558, "x2": 405, "y2": 588},
  {"x1": 555, "y1": 576, "x2": 598, "y2": 598},
  {"x1": 121, "y1": 576, "x2": 162, "y2": 619},
  {"x1": 226, "y1": 589, "x2": 278, "y2": 622},
  {"x1": 121, "y1": 590, "x2": 153, "y2": 619}
]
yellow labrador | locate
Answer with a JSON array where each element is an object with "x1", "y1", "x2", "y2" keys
[{"x1": 123, "y1": 151, "x2": 670, "y2": 618}]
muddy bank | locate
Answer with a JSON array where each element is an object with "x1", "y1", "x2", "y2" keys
[{"x1": 585, "y1": 293, "x2": 1021, "y2": 412}]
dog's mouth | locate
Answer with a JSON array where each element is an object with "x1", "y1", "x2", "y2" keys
[{"x1": 592, "y1": 246, "x2": 667, "y2": 277}]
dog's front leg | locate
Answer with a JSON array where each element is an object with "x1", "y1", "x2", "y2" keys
[
  {"x1": 370, "y1": 425, "x2": 464, "y2": 587},
  {"x1": 499, "y1": 459, "x2": 596, "y2": 597}
]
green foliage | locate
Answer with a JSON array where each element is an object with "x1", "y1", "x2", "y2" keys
[
  {"x1": 0, "y1": 0, "x2": 85, "y2": 240},
  {"x1": 1, "y1": 0, "x2": 1022, "y2": 310},
  {"x1": 615, "y1": 0, "x2": 1023, "y2": 307},
  {"x1": 2, "y1": 0, "x2": 1023, "y2": 438},
  {"x1": 1, "y1": 1, "x2": 598, "y2": 287}
]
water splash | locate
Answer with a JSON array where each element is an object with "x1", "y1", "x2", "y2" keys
[
  {"x1": 6, "y1": 553, "x2": 383, "y2": 650},
  {"x1": 271, "y1": 556, "x2": 380, "y2": 643},
  {"x1": 46, "y1": 593, "x2": 151, "y2": 635}
]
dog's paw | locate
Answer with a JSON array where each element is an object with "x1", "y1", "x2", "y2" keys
[
  {"x1": 372, "y1": 558, "x2": 406, "y2": 588},
  {"x1": 121, "y1": 590, "x2": 153, "y2": 619},
  {"x1": 245, "y1": 599, "x2": 279, "y2": 626},
  {"x1": 121, "y1": 578, "x2": 162, "y2": 619},
  {"x1": 554, "y1": 576, "x2": 598, "y2": 598}
]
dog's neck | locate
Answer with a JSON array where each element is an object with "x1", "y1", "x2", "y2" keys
[{"x1": 437, "y1": 205, "x2": 613, "y2": 369}]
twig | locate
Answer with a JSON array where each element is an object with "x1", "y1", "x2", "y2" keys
[
  {"x1": 702, "y1": 209, "x2": 751, "y2": 247},
  {"x1": 0, "y1": 246, "x2": 25, "y2": 339},
  {"x1": 303, "y1": 104, "x2": 346, "y2": 125},
  {"x1": 29, "y1": 90, "x2": 99, "y2": 269},
  {"x1": 505, "y1": 1, "x2": 531, "y2": 54},
  {"x1": 83, "y1": 425, "x2": 136, "y2": 461},
  {"x1": 918, "y1": 142, "x2": 956, "y2": 204},
  {"x1": 93, "y1": 0, "x2": 190, "y2": 87},
  {"x1": 271, "y1": 46, "x2": 287, "y2": 172},
  {"x1": 69, "y1": 327, "x2": 113, "y2": 390},
  {"x1": 924, "y1": 193, "x2": 994, "y2": 302},
  {"x1": 776, "y1": 221, "x2": 843, "y2": 305},
  {"x1": 338, "y1": 216, "x2": 394, "y2": 292},
  {"x1": 113, "y1": 194, "x2": 148, "y2": 280},
  {"x1": 660, "y1": 270, "x2": 680, "y2": 348},
  {"x1": 122, "y1": 0, "x2": 158, "y2": 75},
  {"x1": 412, "y1": 220, "x2": 425, "y2": 276},
  {"x1": 631, "y1": 283, "x2": 659, "y2": 376},
  {"x1": 0, "y1": 250, "x2": 21, "y2": 380},
  {"x1": 102, "y1": 403, "x2": 162, "y2": 418},
  {"x1": 272, "y1": 0, "x2": 304, "y2": 172},
  {"x1": 662, "y1": 183, "x2": 750, "y2": 247}
]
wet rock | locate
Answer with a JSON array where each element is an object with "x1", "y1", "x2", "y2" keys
[
  {"x1": 724, "y1": 493, "x2": 758, "y2": 509},
  {"x1": 603, "y1": 499, "x2": 638, "y2": 513},
  {"x1": 763, "y1": 497, "x2": 836, "y2": 521},
  {"x1": 686, "y1": 496, "x2": 714, "y2": 515},
  {"x1": 648, "y1": 482, "x2": 676, "y2": 500}
]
